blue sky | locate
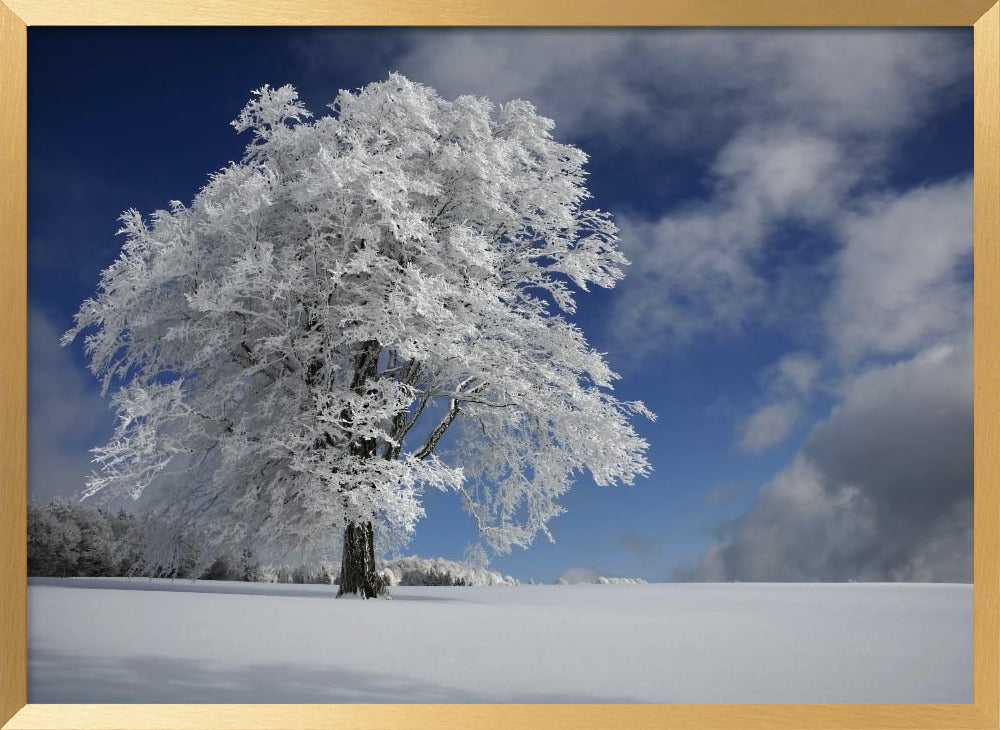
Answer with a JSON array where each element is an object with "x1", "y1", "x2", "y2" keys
[{"x1": 27, "y1": 28, "x2": 974, "y2": 583}]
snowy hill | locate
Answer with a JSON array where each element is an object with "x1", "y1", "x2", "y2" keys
[{"x1": 28, "y1": 578, "x2": 971, "y2": 703}]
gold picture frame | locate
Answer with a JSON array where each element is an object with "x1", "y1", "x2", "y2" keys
[{"x1": 2, "y1": 2, "x2": 997, "y2": 728}]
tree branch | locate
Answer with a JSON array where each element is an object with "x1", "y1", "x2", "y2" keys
[
  {"x1": 412, "y1": 396, "x2": 461, "y2": 461},
  {"x1": 412, "y1": 377, "x2": 483, "y2": 460}
]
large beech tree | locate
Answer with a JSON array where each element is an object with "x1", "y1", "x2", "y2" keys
[{"x1": 66, "y1": 75, "x2": 653, "y2": 597}]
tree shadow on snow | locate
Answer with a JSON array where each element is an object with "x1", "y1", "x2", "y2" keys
[
  {"x1": 28, "y1": 647, "x2": 639, "y2": 703},
  {"x1": 28, "y1": 577, "x2": 476, "y2": 603},
  {"x1": 29, "y1": 577, "x2": 339, "y2": 600},
  {"x1": 29, "y1": 647, "x2": 485, "y2": 703}
]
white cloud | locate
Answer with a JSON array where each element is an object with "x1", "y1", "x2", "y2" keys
[
  {"x1": 696, "y1": 456, "x2": 876, "y2": 582},
  {"x1": 707, "y1": 175, "x2": 973, "y2": 576},
  {"x1": 697, "y1": 336, "x2": 973, "y2": 582},
  {"x1": 611, "y1": 155, "x2": 970, "y2": 362},
  {"x1": 28, "y1": 307, "x2": 112, "y2": 502},
  {"x1": 392, "y1": 29, "x2": 968, "y2": 147},
  {"x1": 712, "y1": 129, "x2": 848, "y2": 220},
  {"x1": 826, "y1": 177, "x2": 974, "y2": 362},
  {"x1": 611, "y1": 129, "x2": 850, "y2": 351},
  {"x1": 733, "y1": 353, "x2": 821, "y2": 453},
  {"x1": 774, "y1": 353, "x2": 821, "y2": 396},
  {"x1": 738, "y1": 401, "x2": 802, "y2": 453}
]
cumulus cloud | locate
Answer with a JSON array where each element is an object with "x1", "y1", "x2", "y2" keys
[
  {"x1": 826, "y1": 177, "x2": 974, "y2": 362},
  {"x1": 772, "y1": 353, "x2": 822, "y2": 395},
  {"x1": 738, "y1": 401, "x2": 802, "y2": 453},
  {"x1": 612, "y1": 129, "x2": 852, "y2": 350},
  {"x1": 701, "y1": 175, "x2": 973, "y2": 580},
  {"x1": 735, "y1": 353, "x2": 822, "y2": 453},
  {"x1": 391, "y1": 29, "x2": 967, "y2": 147},
  {"x1": 611, "y1": 146, "x2": 970, "y2": 359},
  {"x1": 697, "y1": 337, "x2": 973, "y2": 582},
  {"x1": 28, "y1": 307, "x2": 112, "y2": 502}
]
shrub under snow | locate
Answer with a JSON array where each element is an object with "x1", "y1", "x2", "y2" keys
[
  {"x1": 556, "y1": 575, "x2": 647, "y2": 585},
  {"x1": 384, "y1": 555, "x2": 518, "y2": 586}
]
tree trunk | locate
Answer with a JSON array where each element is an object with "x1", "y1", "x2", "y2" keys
[
  {"x1": 335, "y1": 340, "x2": 389, "y2": 599},
  {"x1": 337, "y1": 520, "x2": 386, "y2": 598}
]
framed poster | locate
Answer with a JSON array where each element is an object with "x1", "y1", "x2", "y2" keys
[{"x1": 1, "y1": 2, "x2": 998, "y2": 728}]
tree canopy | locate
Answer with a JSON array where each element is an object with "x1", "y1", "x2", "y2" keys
[{"x1": 66, "y1": 74, "x2": 653, "y2": 571}]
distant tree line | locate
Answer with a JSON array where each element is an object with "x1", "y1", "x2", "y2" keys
[
  {"x1": 26, "y1": 500, "x2": 519, "y2": 586},
  {"x1": 27, "y1": 500, "x2": 298, "y2": 582},
  {"x1": 28, "y1": 500, "x2": 144, "y2": 578}
]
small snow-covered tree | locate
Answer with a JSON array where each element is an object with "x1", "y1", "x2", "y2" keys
[
  {"x1": 26, "y1": 500, "x2": 114, "y2": 577},
  {"x1": 65, "y1": 75, "x2": 653, "y2": 598},
  {"x1": 463, "y1": 542, "x2": 490, "y2": 571}
]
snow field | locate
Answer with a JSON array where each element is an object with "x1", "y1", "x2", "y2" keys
[{"x1": 28, "y1": 578, "x2": 971, "y2": 703}]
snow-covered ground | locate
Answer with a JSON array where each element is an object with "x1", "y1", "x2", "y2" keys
[{"x1": 28, "y1": 577, "x2": 971, "y2": 703}]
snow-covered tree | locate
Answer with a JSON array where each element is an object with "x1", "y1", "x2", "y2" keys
[
  {"x1": 384, "y1": 554, "x2": 518, "y2": 587},
  {"x1": 27, "y1": 500, "x2": 115, "y2": 577},
  {"x1": 65, "y1": 74, "x2": 653, "y2": 598}
]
